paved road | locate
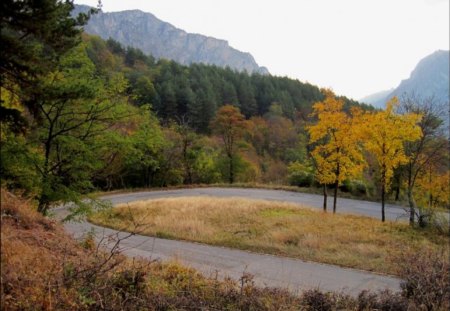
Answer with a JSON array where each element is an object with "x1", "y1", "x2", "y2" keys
[{"x1": 60, "y1": 188, "x2": 402, "y2": 295}]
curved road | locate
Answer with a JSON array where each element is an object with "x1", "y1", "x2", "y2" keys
[{"x1": 61, "y1": 188, "x2": 403, "y2": 295}]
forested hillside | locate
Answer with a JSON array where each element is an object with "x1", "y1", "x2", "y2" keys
[{"x1": 88, "y1": 35, "x2": 368, "y2": 132}]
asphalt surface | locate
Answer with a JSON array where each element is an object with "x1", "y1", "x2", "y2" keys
[{"x1": 60, "y1": 187, "x2": 403, "y2": 295}]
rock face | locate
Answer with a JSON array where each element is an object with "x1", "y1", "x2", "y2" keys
[
  {"x1": 362, "y1": 50, "x2": 449, "y2": 108},
  {"x1": 74, "y1": 5, "x2": 268, "y2": 74},
  {"x1": 387, "y1": 50, "x2": 449, "y2": 104}
]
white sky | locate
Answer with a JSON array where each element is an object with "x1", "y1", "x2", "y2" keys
[{"x1": 75, "y1": 0, "x2": 449, "y2": 100}]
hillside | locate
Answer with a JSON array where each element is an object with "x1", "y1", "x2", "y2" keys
[{"x1": 74, "y1": 5, "x2": 269, "y2": 74}]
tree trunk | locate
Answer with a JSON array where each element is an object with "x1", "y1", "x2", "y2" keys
[
  {"x1": 229, "y1": 155, "x2": 234, "y2": 184},
  {"x1": 406, "y1": 167, "x2": 416, "y2": 226},
  {"x1": 37, "y1": 196, "x2": 49, "y2": 215},
  {"x1": 381, "y1": 182, "x2": 386, "y2": 222},
  {"x1": 333, "y1": 179, "x2": 338, "y2": 214},
  {"x1": 393, "y1": 171, "x2": 401, "y2": 201},
  {"x1": 394, "y1": 184, "x2": 400, "y2": 201},
  {"x1": 407, "y1": 187, "x2": 416, "y2": 226},
  {"x1": 323, "y1": 184, "x2": 328, "y2": 212},
  {"x1": 38, "y1": 139, "x2": 52, "y2": 215}
]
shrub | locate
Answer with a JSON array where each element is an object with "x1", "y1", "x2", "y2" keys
[
  {"x1": 357, "y1": 289, "x2": 408, "y2": 311},
  {"x1": 399, "y1": 248, "x2": 450, "y2": 311},
  {"x1": 288, "y1": 161, "x2": 314, "y2": 187},
  {"x1": 300, "y1": 289, "x2": 334, "y2": 311},
  {"x1": 339, "y1": 179, "x2": 367, "y2": 196}
]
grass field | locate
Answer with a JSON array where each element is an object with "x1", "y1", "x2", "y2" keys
[{"x1": 89, "y1": 196, "x2": 449, "y2": 275}]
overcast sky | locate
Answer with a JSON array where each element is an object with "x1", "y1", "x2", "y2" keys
[{"x1": 75, "y1": 0, "x2": 449, "y2": 100}]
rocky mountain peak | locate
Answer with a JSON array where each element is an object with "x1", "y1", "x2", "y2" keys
[{"x1": 74, "y1": 5, "x2": 269, "y2": 74}]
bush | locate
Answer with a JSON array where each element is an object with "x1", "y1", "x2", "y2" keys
[
  {"x1": 357, "y1": 289, "x2": 408, "y2": 311},
  {"x1": 399, "y1": 249, "x2": 450, "y2": 311},
  {"x1": 339, "y1": 179, "x2": 367, "y2": 196},
  {"x1": 288, "y1": 161, "x2": 314, "y2": 187},
  {"x1": 300, "y1": 289, "x2": 334, "y2": 311}
]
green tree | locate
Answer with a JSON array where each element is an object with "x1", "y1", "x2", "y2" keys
[
  {"x1": 237, "y1": 75, "x2": 257, "y2": 117},
  {"x1": 159, "y1": 81, "x2": 177, "y2": 120},
  {"x1": 123, "y1": 107, "x2": 164, "y2": 188},
  {"x1": 0, "y1": 0, "x2": 96, "y2": 120},
  {"x1": 30, "y1": 44, "x2": 129, "y2": 215},
  {"x1": 132, "y1": 75, "x2": 157, "y2": 106}
]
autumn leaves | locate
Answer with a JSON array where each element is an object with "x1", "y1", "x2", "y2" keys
[{"x1": 307, "y1": 90, "x2": 422, "y2": 221}]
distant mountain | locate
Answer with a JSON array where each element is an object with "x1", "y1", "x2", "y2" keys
[
  {"x1": 388, "y1": 50, "x2": 449, "y2": 104},
  {"x1": 362, "y1": 50, "x2": 449, "y2": 108},
  {"x1": 359, "y1": 89, "x2": 394, "y2": 108},
  {"x1": 74, "y1": 5, "x2": 269, "y2": 74}
]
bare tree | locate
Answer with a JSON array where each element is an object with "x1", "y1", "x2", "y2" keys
[{"x1": 397, "y1": 93, "x2": 448, "y2": 226}]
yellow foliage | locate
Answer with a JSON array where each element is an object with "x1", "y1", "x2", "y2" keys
[
  {"x1": 307, "y1": 89, "x2": 365, "y2": 185},
  {"x1": 363, "y1": 97, "x2": 422, "y2": 191},
  {"x1": 415, "y1": 168, "x2": 450, "y2": 209},
  {"x1": 0, "y1": 85, "x2": 23, "y2": 110}
]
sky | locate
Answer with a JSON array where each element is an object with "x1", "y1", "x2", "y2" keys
[{"x1": 75, "y1": 0, "x2": 449, "y2": 100}]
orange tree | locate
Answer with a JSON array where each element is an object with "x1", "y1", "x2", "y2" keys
[
  {"x1": 307, "y1": 89, "x2": 365, "y2": 213},
  {"x1": 363, "y1": 97, "x2": 422, "y2": 222},
  {"x1": 211, "y1": 105, "x2": 247, "y2": 184}
]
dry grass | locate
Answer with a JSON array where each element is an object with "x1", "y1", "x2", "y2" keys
[
  {"x1": 1, "y1": 189, "x2": 304, "y2": 310},
  {"x1": 90, "y1": 196, "x2": 449, "y2": 275}
]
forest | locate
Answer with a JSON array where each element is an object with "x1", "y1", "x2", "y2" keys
[{"x1": 1, "y1": 1, "x2": 448, "y2": 225}]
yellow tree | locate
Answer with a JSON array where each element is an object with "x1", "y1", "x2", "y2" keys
[
  {"x1": 307, "y1": 89, "x2": 365, "y2": 213},
  {"x1": 414, "y1": 164, "x2": 449, "y2": 226},
  {"x1": 363, "y1": 97, "x2": 422, "y2": 222}
]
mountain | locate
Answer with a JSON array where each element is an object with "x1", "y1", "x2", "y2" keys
[
  {"x1": 359, "y1": 89, "x2": 394, "y2": 108},
  {"x1": 387, "y1": 50, "x2": 449, "y2": 104},
  {"x1": 74, "y1": 5, "x2": 269, "y2": 74},
  {"x1": 361, "y1": 50, "x2": 449, "y2": 108}
]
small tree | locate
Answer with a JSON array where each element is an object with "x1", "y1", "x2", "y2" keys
[
  {"x1": 211, "y1": 105, "x2": 247, "y2": 184},
  {"x1": 307, "y1": 90, "x2": 365, "y2": 213},
  {"x1": 363, "y1": 97, "x2": 422, "y2": 222}
]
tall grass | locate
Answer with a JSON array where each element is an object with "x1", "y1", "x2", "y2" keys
[{"x1": 90, "y1": 196, "x2": 449, "y2": 275}]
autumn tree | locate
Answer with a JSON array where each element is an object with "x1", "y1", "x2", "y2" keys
[
  {"x1": 363, "y1": 97, "x2": 422, "y2": 222},
  {"x1": 396, "y1": 94, "x2": 448, "y2": 226},
  {"x1": 211, "y1": 105, "x2": 247, "y2": 184},
  {"x1": 307, "y1": 89, "x2": 365, "y2": 213}
]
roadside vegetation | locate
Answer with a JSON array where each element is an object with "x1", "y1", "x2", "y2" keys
[
  {"x1": 2, "y1": 190, "x2": 449, "y2": 310},
  {"x1": 89, "y1": 196, "x2": 449, "y2": 275}
]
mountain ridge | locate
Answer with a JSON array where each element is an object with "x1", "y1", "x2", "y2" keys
[
  {"x1": 387, "y1": 50, "x2": 449, "y2": 102},
  {"x1": 74, "y1": 5, "x2": 269, "y2": 74},
  {"x1": 361, "y1": 50, "x2": 449, "y2": 108}
]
